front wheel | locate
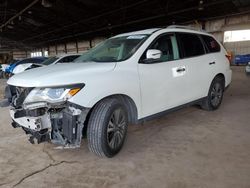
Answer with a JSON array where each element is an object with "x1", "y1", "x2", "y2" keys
[
  {"x1": 87, "y1": 98, "x2": 128, "y2": 157},
  {"x1": 201, "y1": 77, "x2": 224, "y2": 111}
]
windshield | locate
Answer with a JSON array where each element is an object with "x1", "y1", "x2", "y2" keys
[
  {"x1": 42, "y1": 56, "x2": 59, "y2": 65},
  {"x1": 74, "y1": 35, "x2": 149, "y2": 63}
]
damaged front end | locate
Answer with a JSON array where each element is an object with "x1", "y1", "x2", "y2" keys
[{"x1": 6, "y1": 84, "x2": 89, "y2": 148}]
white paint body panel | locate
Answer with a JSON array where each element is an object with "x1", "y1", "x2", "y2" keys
[
  {"x1": 13, "y1": 63, "x2": 33, "y2": 74},
  {"x1": 8, "y1": 27, "x2": 232, "y2": 120}
]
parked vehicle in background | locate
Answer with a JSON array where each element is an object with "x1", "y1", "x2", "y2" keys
[
  {"x1": 246, "y1": 62, "x2": 250, "y2": 75},
  {"x1": 6, "y1": 57, "x2": 47, "y2": 76},
  {"x1": 5, "y1": 26, "x2": 232, "y2": 158},
  {"x1": 13, "y1": 54, "x2": 80, "y2": 74},
  {"x1": 1, "y1": 64, "x2": 10, "y2": 72},
  {"x1": 42, "y1": 54, "x2": 81, "y2": 66},
  {"x1": 1, "y1": 60, "x2": 18, "y2": 78},
  {"x1": 233, "y1": 54, "x2": 250, "y2": 65}
]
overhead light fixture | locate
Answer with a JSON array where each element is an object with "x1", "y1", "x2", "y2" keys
[
  {"x1": 41, "y1": 0, "x2": 52, "y2": 8},
  {"x1": 198, "y1": 0, "x2": 204, "y2": 11}
]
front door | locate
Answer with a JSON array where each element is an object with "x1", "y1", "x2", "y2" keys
[{"x1": 138, "y1": 33, "x2": 189, "y2": 118}]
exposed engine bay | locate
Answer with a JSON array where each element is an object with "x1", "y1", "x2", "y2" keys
[{"x1": 5, "y1": 85, "x2": 89, "y2": 148}]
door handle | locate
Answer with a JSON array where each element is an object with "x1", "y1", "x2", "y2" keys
[
  {"x1": 209, "y1": 61, "x2": 215, "y2": 65},
  {"x1": 176, "y1": 68, "x2": 186, "y2": 72}
]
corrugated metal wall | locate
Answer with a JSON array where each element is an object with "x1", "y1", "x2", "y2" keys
[
  {"x1": 224, "y1": 41, "x2": 250, "y2": 55},
  {"x1": 13, "y1": 37, "x2": 107, "y2": 59}
]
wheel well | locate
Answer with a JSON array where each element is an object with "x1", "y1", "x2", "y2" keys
[
  {"x1": 215, "y1": 73, "x2": 225, "y2": 88},
  {"x1": 86, "y1": 94, "x2": 138, "y2": 125}
]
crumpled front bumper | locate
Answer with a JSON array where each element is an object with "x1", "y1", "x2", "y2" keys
[
  {"x1": 5, "y1": 84, "x2": 90, "y2": 147},
  {"x1": 10, "y1": 108, "x2": 51, "y2": 131},
  {"x1": 10, "y1": 103, "x2": 90, "y2": 146}
]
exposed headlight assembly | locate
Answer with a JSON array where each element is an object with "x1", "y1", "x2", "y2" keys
[{"x1": 23, "y1": 84, "x2": 84, "y2": 109}]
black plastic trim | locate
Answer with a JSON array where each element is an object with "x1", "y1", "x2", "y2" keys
[{"x1": 137, "y1": 97, "x2": 206, "y2": 123}]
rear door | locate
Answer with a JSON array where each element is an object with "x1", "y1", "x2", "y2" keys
[
  {"x1": 200, "y1": 34, "x2": 223, "y2": 81},
  {"x1": 176, "y1": 32, "x2": 209, "y2": 101}
]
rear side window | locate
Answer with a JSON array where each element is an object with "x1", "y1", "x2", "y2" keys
[
  {"x1": 177, "y1": 33, "x2": 205, "y2": 58},
  {"x1": 201, "y1": 35, "x2": 221, "y2": 53}
]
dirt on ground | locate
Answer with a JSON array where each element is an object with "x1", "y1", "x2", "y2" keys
[{"x1": 0, "y1": 67, "x2": 250, "y2": 188}]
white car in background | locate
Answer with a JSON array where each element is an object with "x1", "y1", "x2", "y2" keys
[
  {"x1": 1, "y1": 64, "x2": 9, "y2": 72},
  {"x1": 246, "y1": 62, "x2": 250, "y2": 75},
  {"x1": 5, "y1": 26, "x2": 232, "y2": 158},
  {"x1": 41, "y1": 54, "x2": 81, "y2": 66},
  {"x1": 13, "y1": 54, "x2": 80, "y2": 74}
]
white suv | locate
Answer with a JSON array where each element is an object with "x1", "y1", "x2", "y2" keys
[{"x1": 5, "y1": 26, "x2": 232, "y2": 157}]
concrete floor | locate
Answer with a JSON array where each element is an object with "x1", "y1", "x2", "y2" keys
[{"x1": 0, "y1": 66, "x2": 250, "y2": 188}]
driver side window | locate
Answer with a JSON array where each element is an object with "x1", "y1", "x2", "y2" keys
[{"x1": 142, "y1": 34, "x2": 179, "y2": 63}]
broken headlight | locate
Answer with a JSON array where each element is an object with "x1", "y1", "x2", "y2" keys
[{"x1": 23, "y1": 84, "x2": 84, "y2": 108}]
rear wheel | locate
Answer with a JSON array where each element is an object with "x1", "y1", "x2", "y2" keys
[
  {"x1": 87, "y1": 98, "x2": 128, "y2": 157},
  {"x1": 201, "y1": 77, "x2": 224, "y2": 111}
]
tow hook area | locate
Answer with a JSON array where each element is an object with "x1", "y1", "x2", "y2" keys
[{"x1": 27, "y1": 129, "x2": 50, "y2": 144}]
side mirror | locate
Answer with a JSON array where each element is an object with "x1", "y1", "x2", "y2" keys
[
  {"x1": 142, "y1": 49, "x2": 162, "y2": 64},
  {"x1": 146, "y1": 49, "x2": 162, "y2": 59}
]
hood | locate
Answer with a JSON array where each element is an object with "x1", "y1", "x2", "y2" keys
[
  {"x1": 8, "y1": 62, "x2": 116, "y2": 87},
  {"x1": 13, "y1": 63, "x2": 33, "y2": 74}
]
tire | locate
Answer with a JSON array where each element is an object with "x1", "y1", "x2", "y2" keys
[
  {"x1": 201, "y1": 77, "x2": 224, "y2": 111},
  {"x1": 87, "y1": 98, "x2": 128, "y2": 157}
]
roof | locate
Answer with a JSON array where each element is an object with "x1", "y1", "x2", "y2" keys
[{"x1": 113, "y1": 26, "x2": 214, "y2": 38}]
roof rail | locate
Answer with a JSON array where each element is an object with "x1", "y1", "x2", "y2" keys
[{"x1": 167, "y1": 25, "x2": 207, "y2": 33}]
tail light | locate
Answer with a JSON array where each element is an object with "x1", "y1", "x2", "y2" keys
[{"x1": 225, "y1": 53, "x2": 232, "y2": 64}]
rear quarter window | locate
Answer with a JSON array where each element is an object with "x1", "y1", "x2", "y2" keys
[{"x1": 201, "y1": 35, "x2": 221, "y2": 53}]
